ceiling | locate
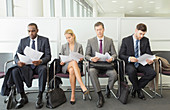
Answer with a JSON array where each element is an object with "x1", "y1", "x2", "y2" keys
[{"x1": 86, "y1": 0, "x2": 170, "y2": 17}]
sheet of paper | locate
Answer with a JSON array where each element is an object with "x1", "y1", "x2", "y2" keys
[
  {"x1": 24, "y1": 46, "x2": 43, "y2": 61},
  {"x1": 95, "y1": 52, "x2": 111, "y2": 61},
  {"x1": 137, "y1": 54, "x2": 156, "y2": 66},
  {"x1": 17, "y1": 53, "x2": 32, "y2": 64},
  {"x1": 59, "y1": 55, "x2": 73, "y2": 63},
  {"x1": 60, "y1": 52, "x2": 84, "y2": 63}
]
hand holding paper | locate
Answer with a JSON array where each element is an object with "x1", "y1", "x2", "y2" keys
[
  {"x1": 59, "y1": 52, "x2": 84, "y2": 63},
  {"x1": 137, "y1": 54, "x2": 156, "y2": 66},
  {"x1": 17, "y1": 46, "x2": 44, "y2": 64},
  {"x1": 95, "y1": 52, "x2": 112, "y2": 61}
]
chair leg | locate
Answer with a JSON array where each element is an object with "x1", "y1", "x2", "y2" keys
[
  {"x1": 110, "y1": 89, "x2": 118, "y2": 99},
  {"x1": 142, "y1": 89, "x2": 154, "y2": 99}
]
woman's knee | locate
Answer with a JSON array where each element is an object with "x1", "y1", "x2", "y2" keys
[{"x1": 68, "y1": 67, "x2": 75, "y2": 75}]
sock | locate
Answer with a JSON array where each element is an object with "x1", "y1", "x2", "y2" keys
[
  {"x1": 20, "y1": 92, "x2": 26, "y2": 98},
  {"x1": 97, "y1": 91, "x2": 103, "y2": 97},
  {"x1": 38, "y1": 91, "x2": 43, "y2": 98}
]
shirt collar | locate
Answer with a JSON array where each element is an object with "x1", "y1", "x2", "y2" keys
[
  {"x1": 30, "y1": 36, "x2": 38, "y2": 42},
  {"x1": 97, "y1": 36, "x2": 104, "y2": 41}
]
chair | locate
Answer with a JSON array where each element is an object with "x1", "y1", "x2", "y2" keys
[
  {"x1": 122, "y1": 60, "x2": 159, "y2": 99},
  {"x1": 53, "y1": 58, "x2": 91, "y2": 100},
  {"x1": 86, "y1": 59, "x2": 120, "y2": 99},
  {"x1": 3, "y1": 59, "x2": 50, "y2": 109},
  {"x1": 153, "y1": 51, "x2": 170, "y2": 97},
  {"x1": 0, "y1": 53, "x2": 13, "y2": 78}
]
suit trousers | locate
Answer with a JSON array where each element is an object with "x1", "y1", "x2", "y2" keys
[
  {"x1": 126, "y1": 63, "x2": 156, "y2": 90},
  {"x1": 89, "y1": 68, "x2": 117, "y2": 93},
  {"x1": 11, "y1": 65, "x2": 47, "y2": 93}
]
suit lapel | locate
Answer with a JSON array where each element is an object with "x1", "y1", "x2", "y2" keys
[
  {"x1": 94, "y1": 37, "x2": 99, "y2": 52},
  {"x1": 37, "y1": 36, "x2": 42, "y2": 51},
  {"x1": 104, "y1": 36, "x2": 107, "y2": 54},
  {"x1": 130, "y1": 35, "x2": 135, "y2": 55},
  {"x1": 26, "y1": 37, "x2": 30, "y2": 47}
]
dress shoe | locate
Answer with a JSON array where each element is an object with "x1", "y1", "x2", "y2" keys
[
  {"x1": 6, "y1": 86, "x2": 16, "y2": 109},
  {"x1": 82, "y1": 89, "x2": 89, "y2": 95},
  {"x1": 131, "y1": 88, "x2": 136, "y2": 98},
  {"x1": 70, "y1": 101, "x2": 76, "y2": 105},
  {"x1": 137, "y1": 89, "x2": 146, "y2": 100},
  {"x1": 96, "y1": 95, "x2": 105, "y2": 108},
  {"x1": 105, "y1": 85, "x2": 111, "y2": 98},
  {"x1": 15, "y1": 95, "x2": 28, "y2": 109},
  {"x1": 35, "y1": 96, "x2": 44, "y2": 109}
]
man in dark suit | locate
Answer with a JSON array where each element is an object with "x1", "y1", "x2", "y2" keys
[
  {"x1": 12, "y1": 23, "x2": 51, "y2": 109},
  {"x1": 85, "y1": 22, "x2": 117, "y2": 108},
  {"x1": 119, "y1": 23, "x2": 156, "y2": 100}
]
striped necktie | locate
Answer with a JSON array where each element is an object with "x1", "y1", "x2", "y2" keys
[{"x1": 134, "y1": 40, "x2": 139, "y2": 68}]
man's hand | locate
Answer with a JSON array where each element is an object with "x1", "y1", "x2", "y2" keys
[
  {"x1": 130, "y1": 57, "x2": 138, "y2": 62},
  {"x1": 79, "y1": 58, "x2": 84, "y2": 61},
  {"x1": 91, "y1": 57, "x2": 100, "y2": 62},
  {"x1": 32, "y1": 60, "x2": 42, "y2": 66},
  {"x1": 60, "y1": 62, "x2": 65, "y2": 65},
  {"x1": 146, "y1": 59, "x2": 154, "y2": 65},
  {"x1": 17, "y1": 61, "x2": 26, "y2": 67},
  {"x1": 106, "y1": 58, "x2": 113, "y2": 63}
]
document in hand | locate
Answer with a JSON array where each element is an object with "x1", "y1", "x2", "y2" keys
[
  {"x1": 95, "y1": 52, "x2": 112, "y2": 61},
  {"x1": 17, "y1": 46, "x2": 44, "y2": 64},
  {"x1": 137, "y1": 54, "x2": 156, "y2": 66},
  {"x1": 59, "y1": 52, "x2": 84, "y2": 63}
]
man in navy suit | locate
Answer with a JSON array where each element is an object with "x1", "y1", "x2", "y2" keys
[
  {"x1": 12, "y1": 23, "x2": 51, "y2": 109},
  {"x1": 119, "y1": 23, "x2": 156, "y2": 100}
]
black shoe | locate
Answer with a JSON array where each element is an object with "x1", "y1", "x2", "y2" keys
[
  {"x1": 6, "y1": 86, "x2": 16, "y2": 109},
  {"x1": 96, "y1": 94, "x2": 105, "y2": 108},
  {"x1": 15, "y1": 95, "x2": 28, "y2": 109},
  {"x1": 70, "y1": 101, "x2": 76, "y2": 105},
  {"x1": 105, "y1": 85, "x2": 111, "y2": 98},
  {"x1": 137, "y1": 89, "x2": 146, "y2": 100},
  {"x1": 35, "y1": 96, "x2": 44, "y2": 109},
  {"x1": 131, "y1": 88, "x2": 136, "y2": 98}
]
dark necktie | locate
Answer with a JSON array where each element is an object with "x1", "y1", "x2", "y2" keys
[
  {"x1": 31, "y1": 40, "x2": 35, "y2": 69},
  {"x1": 32, "y1": 40, "x2": 35, "y2": 50},
  {"x1": 99, "y1": 40, "x2": 102, "y2": 54},
  {"x1": 134, "y1": 40, "x2": 139, "y2": 68}
]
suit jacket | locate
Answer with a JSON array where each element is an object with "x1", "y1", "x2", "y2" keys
[
  {"x1": 85, "y1": 36, "x2": 117, "y2": 61},
  {"x1": 14, "y1": 35, "x2": 51, "y2": 65},
  {"x1": 119, "y1": 35, "x2": 152, "y2": 64},
  {"x1": 60, "y1": 41, "x2": 83, "y2": 55}
]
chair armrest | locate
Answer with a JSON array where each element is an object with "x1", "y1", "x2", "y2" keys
[{"x1": 4, "y1": 59, "x2": 14, "y2": 74}]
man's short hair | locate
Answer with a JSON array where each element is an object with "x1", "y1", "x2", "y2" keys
[
  {"x1": 94, "y1": 22, "x2": 104, "y2": 29},
  {"x1": 28, "y1": 23, "x2": 38, "y2": 29},
  {"x1": 136, "y1": 23, "x2": 147, "y2": 32}
]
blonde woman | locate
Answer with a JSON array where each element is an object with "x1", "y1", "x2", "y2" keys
[{"x1": 60, "y1": 29, "x2": 89, "y2": 105}]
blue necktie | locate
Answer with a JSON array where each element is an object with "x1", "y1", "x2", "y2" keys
[
  {"x1": 32, "y1": 40, "x2": 35, "y2": 50},
  {"x1": 134, "y1": 40, "x2": 139, "y2": 68},
  {"x1": 31, "y1": 40, "x2": 35, "y2": 69}
]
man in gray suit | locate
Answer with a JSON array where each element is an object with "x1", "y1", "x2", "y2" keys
[
  {"x1": 12, "y1": 23, "x2": 51, "y2": 109},
  {"x1": 85, "y1": 22, "x2": 117, "y2": 108}
]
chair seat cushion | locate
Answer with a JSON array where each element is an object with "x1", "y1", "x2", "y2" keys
[
  {"x1": 162, "y1": 70, "x2": 170, "y2": 76},
  {"x1": 0, "y1": 72, "x2": 5, "y2": 78},
  {"x1": 97, "y1": 73, "x2": 109, "y2": 78},
  {"x1": 56, "y1": 72, "x2": 84, "y2": 78},
  {"x1": 33, "y1": 74, "x2": 39, "y2": 79}
]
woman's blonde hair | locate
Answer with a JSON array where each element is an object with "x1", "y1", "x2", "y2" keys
[{"x1": 64, "y1": 29, "x2": 76, "y2": 41}]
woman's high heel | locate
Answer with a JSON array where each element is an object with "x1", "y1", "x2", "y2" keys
[{"x1": 70, "y1": 101, "x2": 76, "y2": 105}]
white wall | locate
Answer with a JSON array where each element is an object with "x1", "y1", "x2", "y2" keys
[{"x1": 0, "y1": 17, "x2": 170, "y2": 88}]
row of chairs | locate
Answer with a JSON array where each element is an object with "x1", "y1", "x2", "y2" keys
[{"x1": 1, "y1": 51, "x2": 170, "y2": 102}]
